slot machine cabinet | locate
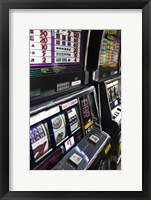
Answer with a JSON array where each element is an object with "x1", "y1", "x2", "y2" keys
[
  {"x1": 97, "y1": 76, "x2": 121, "y2": 159},
  {"x1": 30, "y1": 30, "x2": 89, "y2": 106},
  {"x1": 30, "y1": 86, "x2": 111, "y2": 170},
  {"x1": 87, "y1": 30, "x2": 121, "y2": 82},
  {"x1": 86, "y1": 30, "x2": 121, "y2": 161},
  {"x1": 30, "y1": 29, "x2": 111, "y2": 170}
]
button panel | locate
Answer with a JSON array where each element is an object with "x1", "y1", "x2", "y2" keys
[{"x1": 57, "y1": 82, "x2": 70, "y2": 92}]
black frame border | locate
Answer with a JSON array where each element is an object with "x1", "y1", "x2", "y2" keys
[{"x1": 0, "y1": 0, "x2": 151, "y2": 199}]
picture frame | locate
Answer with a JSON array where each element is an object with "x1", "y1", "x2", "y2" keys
[{"x1": 0, "y1": 0, "x2": 150, "y2": 199}]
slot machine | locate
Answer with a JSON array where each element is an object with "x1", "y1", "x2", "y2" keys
[
  {"x1": 30, "y1": 29, "x2": 111, "y2": 170},
  {"x1": 30, "y1": 29, "x2": 89, "y2": 106},
  {"x1": 86, "y1": 30, "x2": 121, "y2": 164}
]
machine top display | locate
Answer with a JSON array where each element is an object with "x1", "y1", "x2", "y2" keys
[{"x1": 30, "y1": 29, "x2": 84, "y2": 77}]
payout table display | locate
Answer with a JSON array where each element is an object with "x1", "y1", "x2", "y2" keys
[
  {"x1": 30, "y1": 30, "x2": 81, "y2": 77},
  {"x1": 99, "y1": 30, "x2": 120, "y2": 67}
]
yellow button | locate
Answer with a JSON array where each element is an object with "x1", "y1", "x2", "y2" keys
[
  {"x1": 84, "y1": 121, "x2": 93, "y2": 129},
  {"x1": 105, "y1": 143, "x2": 111, "y2": 155}
]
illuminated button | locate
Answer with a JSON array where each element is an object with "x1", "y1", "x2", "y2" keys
[
  {"x1": 85, "y1": 111, "x2": 90, "y2": 118},
  {"x1": 89, "y1": 134, "x2": 99, "y2": 144},
  {"x1": 81, "y1": 100, "x2": 85, "y2": 107},
  {"x1": 85, "y1": 99, "x2": 88, "y2": 106},
  {"x1": 82, "y1": 107, "x2": 86, "y2": 114},
  {"x1": 69, "y1": 153, "x2": 82, "y2": 166},
  {"x1": 85, "y1": 106, "x2": 89, "y2": 112}
]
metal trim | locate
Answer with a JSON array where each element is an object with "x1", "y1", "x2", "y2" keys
[{"x1": 30, "y1": 86, "x2": 95, "y2": 115}]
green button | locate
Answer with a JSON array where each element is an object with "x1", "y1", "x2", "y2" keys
[{"x1": 30, "y1": 89, "x2": 41, "y2": 97}]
